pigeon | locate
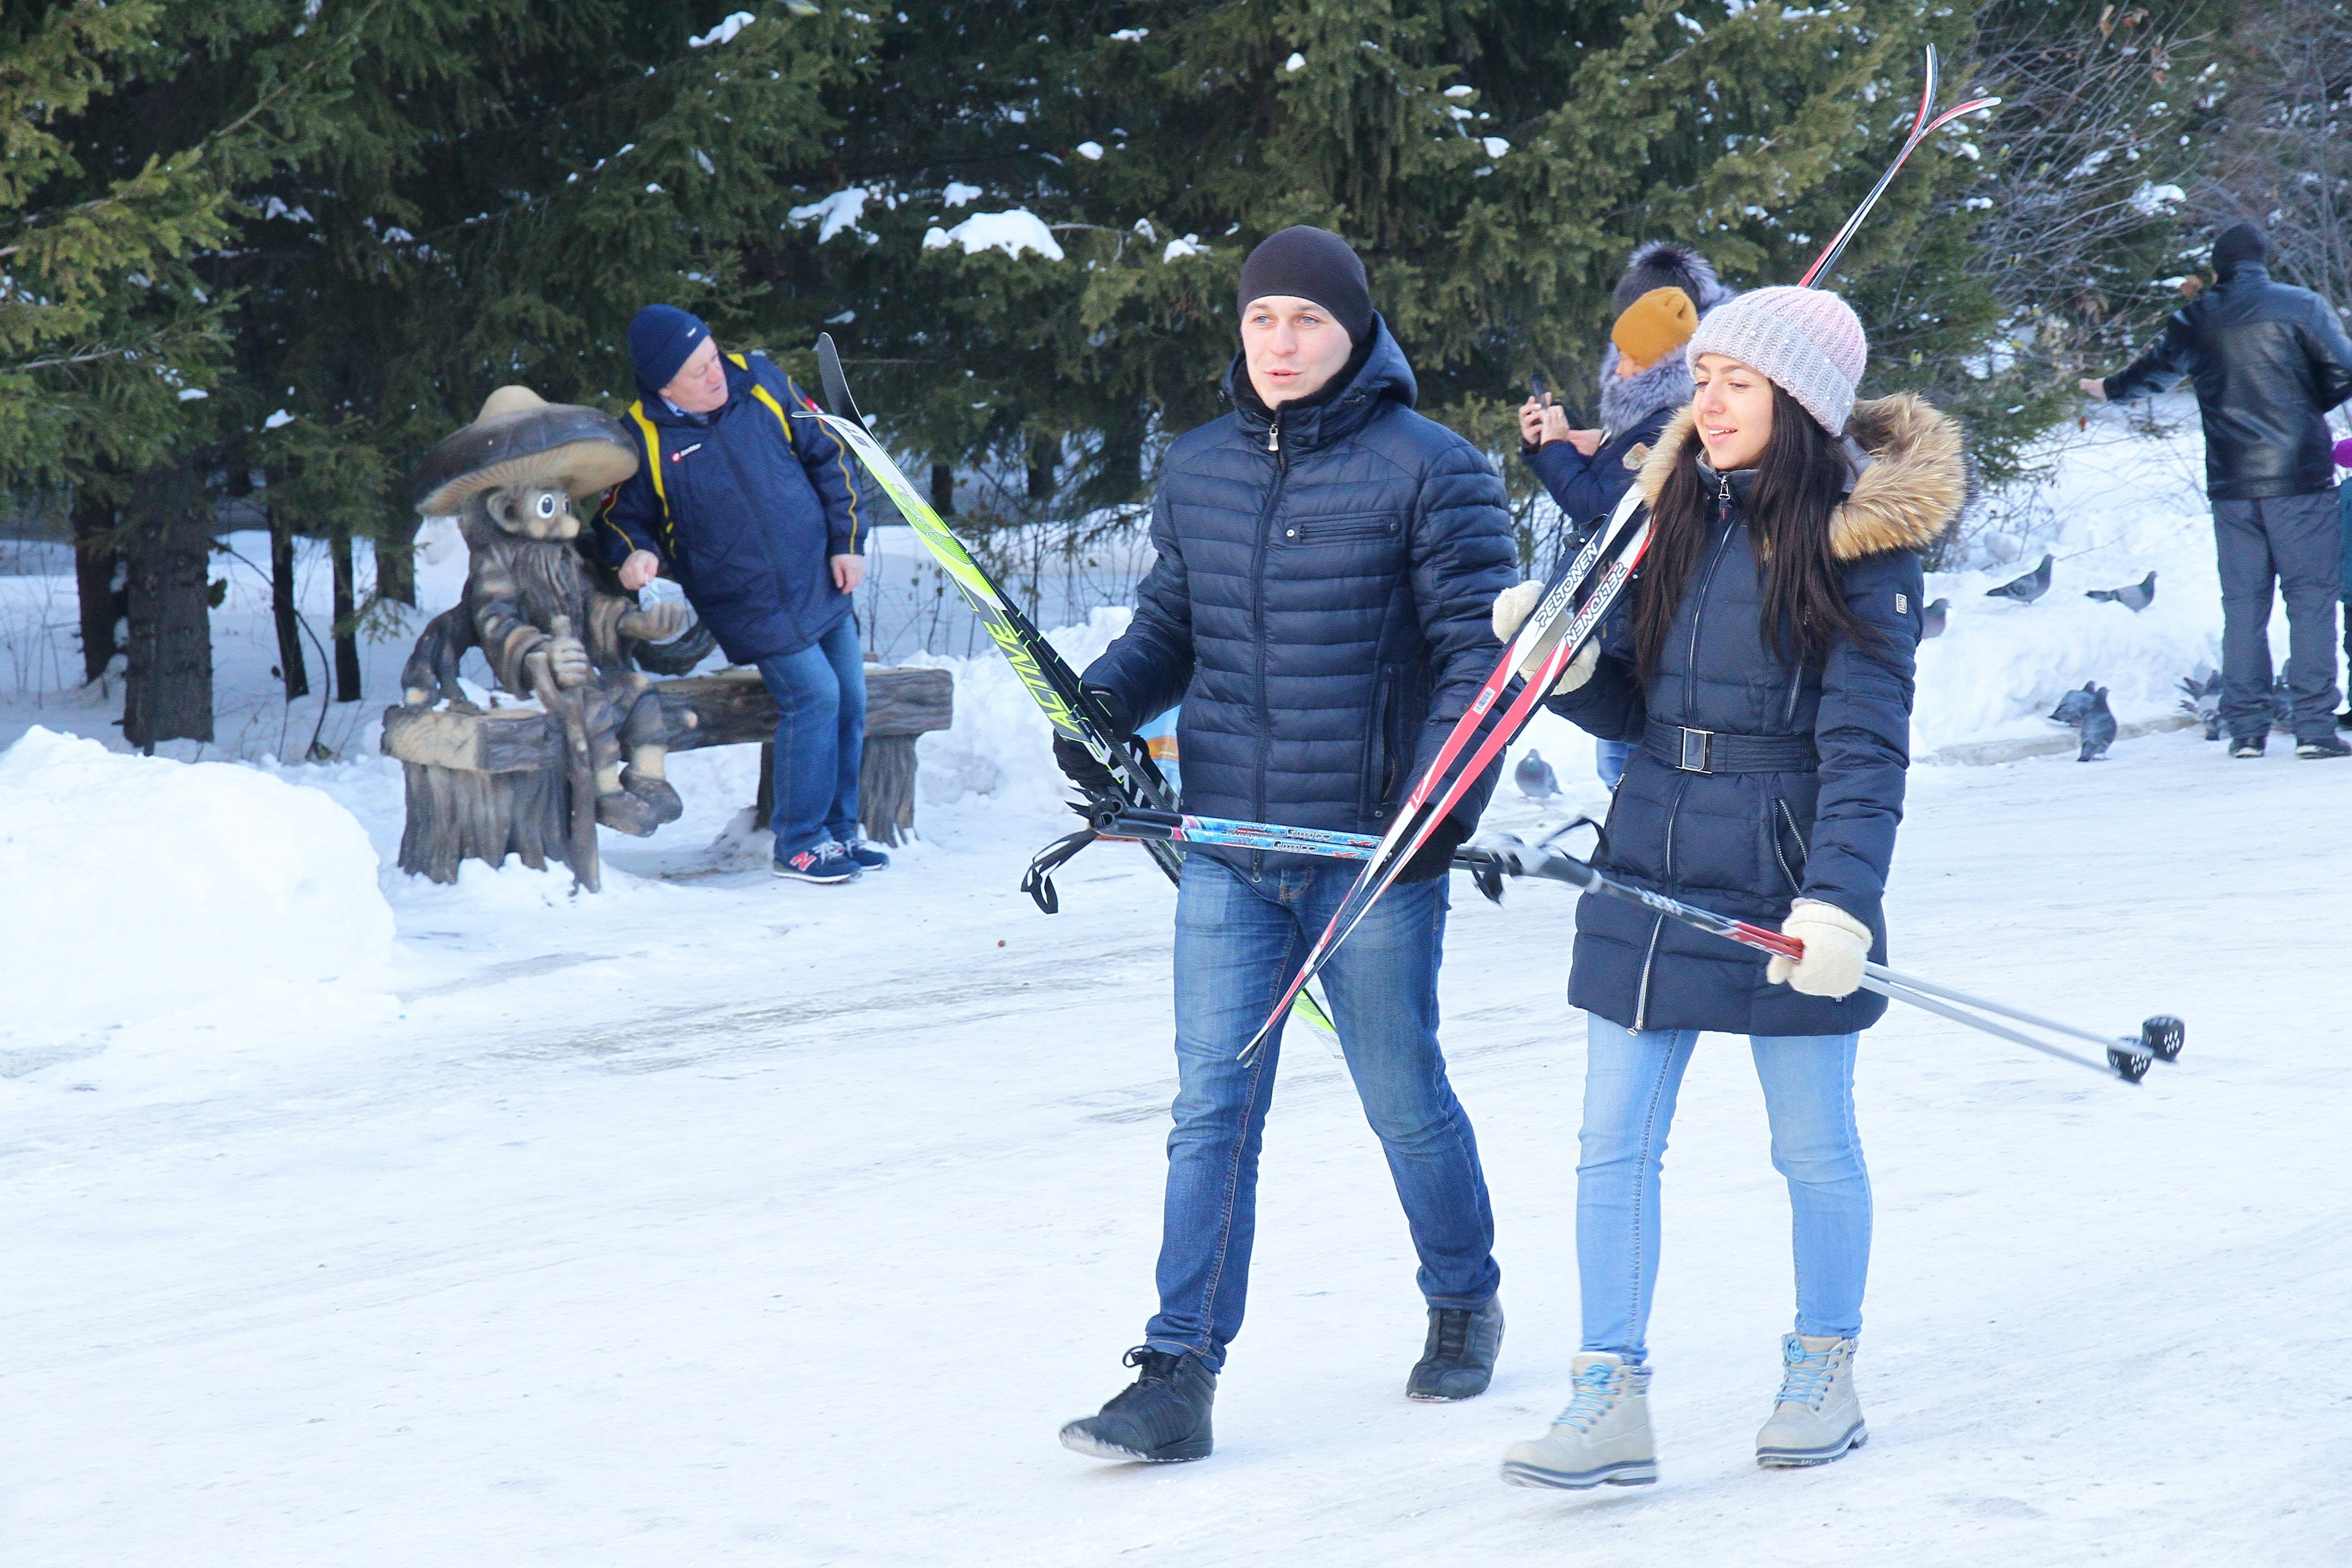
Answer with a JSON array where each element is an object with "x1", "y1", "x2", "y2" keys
[
  {"x1": 1985, "y1": 552, "x2": 2054, "y2": 604},
  {"x1": 2085, "y1": 570, "x2": 2157, "y2": 611},
  {"x1": 2176, "y1": 671, "x2": 2222, "y2": 741},
  {"x1": 2077, "y1": 686, "x2": 2116, "y2": 761},
  {"x1": 1921, "y1": 597, "x2": 1950, "y2": 638},
  {"x1": 1514, "y1": 748, "x2": 1560, "y2": 803},
  {"x1": 2047, "y1": 681, "x2": 2098, "y2": 727}
]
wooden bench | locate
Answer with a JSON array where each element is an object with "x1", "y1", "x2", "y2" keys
[{"x1": 384, "y1": 664, "x2": 954, "y2": 889}]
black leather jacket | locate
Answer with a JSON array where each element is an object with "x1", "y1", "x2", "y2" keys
[{"x1": 2104, "y1": 265, "x2": 2352, "y2": 500}]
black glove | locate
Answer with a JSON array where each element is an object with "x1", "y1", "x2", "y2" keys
[
  {"x1": 1395, "y1": 813, "x2": 1469, "y2": 884},
  {"x1": 1053, "y1": 686, "x2": 1132, "y2": 803}
]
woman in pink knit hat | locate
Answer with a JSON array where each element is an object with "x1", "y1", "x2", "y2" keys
[{"x1": 1489, "y1": 286, "x2": 1969, "y2": 1488}]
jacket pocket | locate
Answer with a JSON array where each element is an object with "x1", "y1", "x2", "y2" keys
[
  {"x1": 1359, "y1": 663, "x2": 1408, "y2": 820},
  {"x1": 1769, "y1": 797, "x2": 1810, "y2": 894},
  {"x1": 1283, "y1": 512, "x2": 1403, "y2": 545}
]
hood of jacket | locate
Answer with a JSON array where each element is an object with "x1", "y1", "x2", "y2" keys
[
  {"x1": 1597, "y1": 344, "x2": 1697, "y2": 436},
  {"x1": 1631, "y1": 391, "x2": 1965, "y2": 559},
  {"x1": 1222, "y1": 314, "x2": 1417, "y2": 453}
]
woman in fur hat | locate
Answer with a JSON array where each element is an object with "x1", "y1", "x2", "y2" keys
[
  {"x1": 1490, "y1": 287, "x2": 1966, "y2": 1490},
  {"x1": 1522, "y1": 242, "x2": 1730, "y2": 786}
]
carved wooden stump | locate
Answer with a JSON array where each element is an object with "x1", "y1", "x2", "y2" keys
[{"x1": 384, "y1": 665, "x2": 954, "y2": 887}]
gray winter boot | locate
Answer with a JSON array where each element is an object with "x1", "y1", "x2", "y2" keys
[
  {"x1": 1499, "y1": 1352, "x2": 1656, "y2": 1489},
  {"x1": 1754, "y1": 1333, "x2": 1867, "y2": 1467}
]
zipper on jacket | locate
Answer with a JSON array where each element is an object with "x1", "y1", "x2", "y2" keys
[
  {"x1": 1636, "y1": 773, "x2": 1694, "y2": 1030},
  {"x1": 1771, "y1": 798, "x2": 1805, "y2": 893},
  {"x1": 1248, "y1": 426, "x2": 1290, "y2": 828},
  {"x1": 1267, "y1": 409, "x2": 1281, "y2": 452},
  {"x1": 1633, "y1": 915, "x2": 1666, "y2": 1030},
  {"x1": 1683, "y1": 477, "x2": 1739, "y2": 714}
]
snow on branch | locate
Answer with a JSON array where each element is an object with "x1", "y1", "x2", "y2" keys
[{"x1": 922, "y1": 210, "x2": 1065, "y2": 262}]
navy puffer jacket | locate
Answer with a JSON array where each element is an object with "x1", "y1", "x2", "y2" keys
[
  {"x1": 599, "y1": 352, "x2": 867, "y2": 664},
  {"x1": 1084, "y1": 319, "x2": 1519, "y2": 860},
  {"x1": 1548, "y1": 394, "x2": 1963, "y2": 1035}
]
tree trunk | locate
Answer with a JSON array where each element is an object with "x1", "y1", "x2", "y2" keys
[
  {"x1": 269, "y1": 508, "x2": 309, "y2": 700},
  {"x1": 1026, "y1": 437, "x2": 1057, "y2": 502},
  {"x1": 375, "y1": 514, "x2": 420, "y2": 606},
  {"x1": 330, "y1": 531, "x2": 363, "y2": 702},
  {"x1": 930, "y1": 461, "x2": 956, "y2": 516},
  {"x1": 70, "y1": 486, "x2": 125, "y2": 683},
  {"x1": 120, "y1": 467, "x2": 213, "y2": 751}
]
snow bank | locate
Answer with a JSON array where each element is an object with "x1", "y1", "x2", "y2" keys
[
  {"x1": 1913, "y1": 406, "x2": 2225, "y2": 753},
  {"x1": 911, "y1": 607, "x2": 1131, "y2": 809},
  {"x1": 0, "y1": 728, "x2": 394, "y2": 1046}
]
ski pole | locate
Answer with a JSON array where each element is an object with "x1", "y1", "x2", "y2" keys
[
  {"x1": 1089, "y1": 805, "x2": 1503, "y2": 880},
  {"x1": 1472, "y1": 825, "x2": 2182, "y2": 1085}
]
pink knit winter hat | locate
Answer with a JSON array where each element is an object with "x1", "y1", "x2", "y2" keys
[{"x1": 1686, "y1": 286, "x2": 1868, "y2": 435}]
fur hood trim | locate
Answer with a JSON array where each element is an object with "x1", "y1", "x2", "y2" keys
[{"x1": 1633, "y1": 391, "x2": 1964, "y2": 559}]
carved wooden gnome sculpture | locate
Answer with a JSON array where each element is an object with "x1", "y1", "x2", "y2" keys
[{"x1": 408, "y1": 386, "x2": 688, "y2": 836}]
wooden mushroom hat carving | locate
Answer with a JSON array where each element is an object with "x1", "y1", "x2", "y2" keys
[{"x1": 410, "y1": 386, "x2": 638, "y2": 518}]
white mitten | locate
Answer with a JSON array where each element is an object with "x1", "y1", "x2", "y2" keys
[
  {"x1": 1491, "y1": 579, "x2": 1596, "y2": 694},
  {"x1": 1766, "y1": 898, "x2": 1872, "y2": 998},
  {"x1": 1491, "y1": 580, "x2": 1542, "y2": 642}
]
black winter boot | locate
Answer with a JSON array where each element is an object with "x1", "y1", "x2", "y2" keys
[
  {"x1": 1059, "y1": 1347, "x2": 1216, "y2": 1463},
  {"x1": 1408, "y1": 1295, "x2": 1504, "y2": 1401}
]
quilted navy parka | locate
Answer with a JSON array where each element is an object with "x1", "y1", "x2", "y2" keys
[
  {"x1": 599, "y1": 352, "x2": 867, "y2": 664},
  {"x1": 1084, "y1": 319, "x2": 1519, "y2": 860},
  {"x1": 1548, "y1": 393, "x2": 1964, "y2": 1036}
]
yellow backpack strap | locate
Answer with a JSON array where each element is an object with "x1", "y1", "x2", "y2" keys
[
  {"x1": 624, "y1": 400, "x2": 677, "y2": 553},
  {"x1": 740, "y1": 356, "x2": 864, "y2": 553}
]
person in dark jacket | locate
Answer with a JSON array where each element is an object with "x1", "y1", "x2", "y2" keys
[
  {"x1": 1053, "y1": 226, "x2": 1520, "y2": 1465},
  {"x1": 2083, "y1": 224, "x2": 2352, "y2": 758},
  {"x1": 1521, "y1": 241, "x2": 1730, "y2": 787},
  {"x1": 602, "y1": 305, "x2": 886, "y2": 882},
  {"x1": 1491, "y1": 287, "x2": 1964, "y2": 1491}
]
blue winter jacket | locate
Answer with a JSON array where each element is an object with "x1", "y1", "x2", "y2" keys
[
  {"x1": 1524, "y1": 406, "x2": 1675, "y2": 530},
  {"x1": 1083, "y1": 319, "x2": 1520, "y2": 860},
  {"x1": 600, "y1": 352, "x2": 867, "y2": 664},
  {"x1": 1548, "y1": 394, "x2": 1962, "y2": 1036}
]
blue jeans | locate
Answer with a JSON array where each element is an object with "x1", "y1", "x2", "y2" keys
[
  {"x1": 1577, "y1": 1015, "x2": 1870, "y2": 1363},
  {"x1": 1144, "y1": 854, "x2": 1500, "y2": 1369},
  {"x1": 754, "y1": 617, "x2": 866, "y2": 859},
  {"x1": 1596, "y1": 738, "x2": 1633, "y2": 789}
]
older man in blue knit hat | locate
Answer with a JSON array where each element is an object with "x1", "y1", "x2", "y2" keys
[{"x1": 603, "y1": 305, "x2": 883, "y2": 882}]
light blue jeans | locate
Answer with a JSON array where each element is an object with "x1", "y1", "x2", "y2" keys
[
  {"x1": 1595, "y1": 738, "x2": 1633, "y2": 789},
  {"x1": 1578, "y1": 1015, "x2": 1870, "y2": 1363},
  {"x1": 1142, "y1": 854, "x2": 1500, "y2": 1370}
]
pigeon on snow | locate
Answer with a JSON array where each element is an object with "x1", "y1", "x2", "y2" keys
[
  {"x1": 1515, "y1": 748, "x2": 1560, "y2": 803},
  {"x1": 1921, "y1": 597, "x2": 1950, "y2": 638},
  {"x1": 1985, "y1": 553, "x2": 2054, "y2": 604},
  {"x1": 2177, "y1": 671, "x2": 2221, "y2": 741},
  {"x1": 2047, "y1": 681, "x2": 2098, "y2": 727},
  {"x1": 2086, "y1": 570, "x2": 2157, "y2": 611},
  {"x1": 2077, "y1": 686, "x2": 2117, "y2": 761}
]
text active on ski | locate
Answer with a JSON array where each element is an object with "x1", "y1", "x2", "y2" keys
[{"x1": 1235, "y1": 46, "x2": 1999, "y2": 1061}]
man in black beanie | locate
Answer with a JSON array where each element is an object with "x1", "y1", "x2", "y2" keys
[
  {"x1": 2085, "y1": 224, "x2": 2352, "y2": 756},
  {"x1": 1052, "y1": 226, "x2": 1518, "y2": 1462}
]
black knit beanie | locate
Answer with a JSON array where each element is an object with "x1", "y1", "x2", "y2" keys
[
  {"x1": 2211, "y1": 223, "x2": 2267, "y2": 280},
  {"x1": 1236, "y1": 226, "x2": 1373, "y2": 344}
]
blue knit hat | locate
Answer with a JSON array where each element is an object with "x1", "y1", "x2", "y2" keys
[{"x1": 629, "y1": 304, "x2": 709, "y2": 392}]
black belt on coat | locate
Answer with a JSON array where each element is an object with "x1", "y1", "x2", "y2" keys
[{"x1": 1641, "y1": 719, "x2": 1818, "y2": 774}]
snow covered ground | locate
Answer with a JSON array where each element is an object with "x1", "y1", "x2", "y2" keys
[
  {"x1": 4, "y1": 409, "x2": 2349, "y2": 1563},
  {"x1": 5, "y1": 728, "x2": 2348, "y2": 1565}
]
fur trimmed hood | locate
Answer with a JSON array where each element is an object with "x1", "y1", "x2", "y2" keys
[{"x1": 1632, "y1": 391, "x2": 1965, "y2": 559}]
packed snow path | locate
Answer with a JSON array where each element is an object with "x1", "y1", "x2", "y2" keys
[{"x1": 5, "y1": 729, "x2": 2347, "y2": 1565}]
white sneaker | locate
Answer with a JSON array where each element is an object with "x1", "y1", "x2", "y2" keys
[
  {"x1": 1499, "y1": 1352, "x2": 1656, "y2": 1489},
  {"x1": 1755, "y1": 1334, "x2": 1867, "y2": 1466}
]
